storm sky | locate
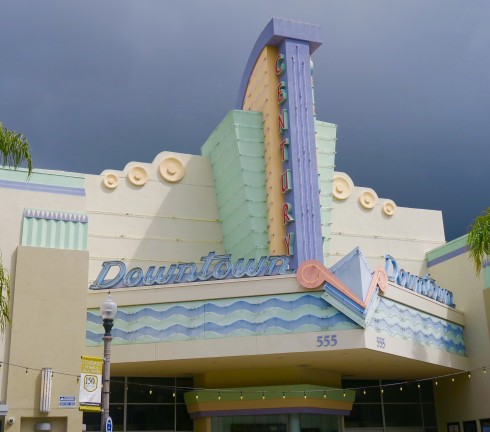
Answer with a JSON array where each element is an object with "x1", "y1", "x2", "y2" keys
[{"x1": 1, "y1": 1, "x2": 489, "y2": 241}]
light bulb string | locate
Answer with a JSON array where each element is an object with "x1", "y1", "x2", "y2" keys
[{"x1": 0, "y1": 360, "x2": 487, "y2": 395}]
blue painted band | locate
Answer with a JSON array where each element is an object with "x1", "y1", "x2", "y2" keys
[
  {"x1": 189, "y1": 407, "x2": 350, "y2": 419},
  {"x1": 235, "y1": 18, "x2": 322, "y2": 109},
  {"x1": 0, "y1": 179, "x2": 85, "y2": 196},
  {"x1": 427, "y1": 245, "x2": 468, "y2": 268}
]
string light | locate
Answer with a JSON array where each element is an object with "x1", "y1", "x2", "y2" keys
[{"x1": 3, "y1": 359, "x2": 490, "y2": 402}]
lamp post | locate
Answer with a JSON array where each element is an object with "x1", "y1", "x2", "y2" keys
[{"x1": 100, "y1": 293, "x2": 117, "y2": 432}]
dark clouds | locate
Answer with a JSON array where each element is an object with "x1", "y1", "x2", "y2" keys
[{"x1": 1, "y1": 1, "x2": 489, "y2": 241}]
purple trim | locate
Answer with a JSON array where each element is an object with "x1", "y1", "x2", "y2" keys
[
  {"x1": 190, "y1": 407, "x2": 350, "y2": 419},
  {"x1": 427, "y1": 246, "x2": 468, "y2": 268},
  {"x1": 280, "y1": 39, "x2": 323, "y2": 268},
  {"x1": 0, "y1": 179, "x2": 85, "y2": 196},
  {"x1": 235, "y1": 18, "x2": 322, "y2": 109}
]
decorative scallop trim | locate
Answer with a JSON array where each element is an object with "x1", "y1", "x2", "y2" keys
[
  {"x1": 332, "y1": 173, "x2": 354, "y2": 200},
  {"x1": 159, "y1": 157, "x2": 185, "y2": 183},
  {"x1": 102, "y1": 172, "x2": 119, "y2": 189},
  {"x1": 382, "y1": 199, "x2": 397, "y2": 216},
  {"x1": 128, "y1": 166, "x2": 148, "y2": 186},
  {"x1": 358, "y1": 188, "x2": 378, "y2": 209}
]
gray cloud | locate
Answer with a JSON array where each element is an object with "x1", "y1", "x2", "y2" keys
[{"x1": 1, "y1": 0, "x2": 489, "y2": 240}]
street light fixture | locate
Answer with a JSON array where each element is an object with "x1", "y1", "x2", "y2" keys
[{"x1": 100, "y1": 293, "x2": 117, "y2": 431}]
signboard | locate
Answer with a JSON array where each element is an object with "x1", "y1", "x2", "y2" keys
[
  {"x1": 106, "y1": 417, "x2": 113, "y2": 432},
  {"x1": 79, "y1": 356, "x2": 103, "y2": 412},
  {"x1": 90, "y1": 252, "x2": 292, "y2": 290},
  {"x1": 59, "y1": 396, "x2": 76, "y2": 408},
  {"x1": 384, "y1": 255, "x2": 455, "y2": 307}
]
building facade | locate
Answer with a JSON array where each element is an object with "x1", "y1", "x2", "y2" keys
[{"x1": 0, "y1": 17, "x2": 489, "y2": 432}]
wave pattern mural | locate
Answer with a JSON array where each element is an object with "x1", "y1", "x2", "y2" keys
[
  {"x1": 368, "y1": 298, "x2": 466, "y2": 355},
  {"x1": 86, "y1": 292, "x2": 360, "y2": 346}
]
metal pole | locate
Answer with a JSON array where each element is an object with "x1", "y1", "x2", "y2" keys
[{"x1": 101, "y1": 319, "x2": 113, "y2": 432}]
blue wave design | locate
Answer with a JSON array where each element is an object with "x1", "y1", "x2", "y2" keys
[
  {"x1": 86, "y1": 311, "x2": 358, "y2": 343},
  {"x1": 371, "y1": 318, "x2": 465, "y2": 355},
  {"x1": 375, "y1": 298, "x2": 464, "y2": 339},
  {"x1": 86, "y1": 294, "x2": 331, "y2": 324},
  {"x1": 369, "y1": 298, "x2": 465, "y2": 355}
]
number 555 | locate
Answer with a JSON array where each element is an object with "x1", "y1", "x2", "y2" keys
[{"x1": 317, "y1": 335, "x2": 337, "y2": 347}]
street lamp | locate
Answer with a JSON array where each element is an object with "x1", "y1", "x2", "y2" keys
[{"x1": 100, "y1": 293, "x2": 117, "y2": 432}]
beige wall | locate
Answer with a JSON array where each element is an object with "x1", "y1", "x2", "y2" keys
[
  {"x1": 329, "y1": 174, "x2": 445, "y2": 277},
  {"x1": 85, "y1": 152, "x2": 224, "y2": 286},
  {"x1": 429, "y1": 252, "x2": 490, "y2": 430},
  {"x1": 5, "y1": 246, "x2": 88, "y2": 432}
]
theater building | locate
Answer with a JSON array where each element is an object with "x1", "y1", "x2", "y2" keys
[{"x1": 0, "y1": 17, "x2": 489, "y2": 432}]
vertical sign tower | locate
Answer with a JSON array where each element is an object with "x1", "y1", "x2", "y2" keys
[{"x1": 237, "y1": 18, "x2": 324, "y2": 269}]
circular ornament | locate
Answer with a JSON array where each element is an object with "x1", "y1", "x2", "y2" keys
[
  {"x1": 359, "y1": 189, "x2": 378, "y2": 209},
  {"x1": 159, "y1": 157, "x2": 185, "y2": 183},
  {"x1": 128, "y1": 166, "x2": 148, "y2": 186},
  {"x1": 103, "y1": 172, "x2": 119, "y2": 189},
  {"x1": 332, "y1": 173, "x2": 354, "y2": 200},
  {"x1": 382, "y1": 199, "x2": 397, "y2": 216}
]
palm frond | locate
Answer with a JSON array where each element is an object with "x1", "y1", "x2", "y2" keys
[
  {"x1": 0, "y1": 255, "x2": 11, "y2": 333},
  {"x1": 0, "y1": 122, "x2": 33, "y2": 175},
  {"x1": 467, "y1": 208, "x2": 490, "y2": 275}
]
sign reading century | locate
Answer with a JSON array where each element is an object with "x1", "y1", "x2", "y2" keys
[{"x1": 276, "y1": 53, "x2": 295, "y2": 257}]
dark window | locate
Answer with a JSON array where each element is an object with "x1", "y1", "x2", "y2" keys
[
  {"x1": 344, "y1": 404, "x2": 383, "y2": 428},
  {"x1": 384, "y1": 403, "x2": 423, "y2": 427},
  {"x1": 176, "y1": 404, "x2": 194, "y2": 431},
  {"x1": 422, "y1": 404, "x2": 437, "y2": 427},
  {"x1": 127, "y1": 404, "x2": 175, "y2": 431},
  {"x1": 127, "y1": 377, "x2": 175, "y2": 403},
  {"x1": 110, "y1": 377, "x2": 126, "y2": 403},
  {"x1": 381, "y1": 380, "x2": 420, "y2": 403}
]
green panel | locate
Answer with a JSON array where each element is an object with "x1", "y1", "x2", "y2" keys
[
  {"x1": 315, "y1": 120, "x2": 337, "y2": 260},
  {"x1": 21, "y1": 208, "x2": 88, "y2": 251},
  {"x1": 0, "y1": 166, "x2": 84, "y2": 188},
  {"x1": 484, "y1": 267, "x2": 490, "y2": 289},
  {"x1": 426, "y1": 235, "x2": 467, "y2": 262},
  {"x1": 202, "y1": 110, "x2": 268, "y2": 260},
  {"x1": 185, "y1": 384, "x2": 355, "y2": 403}
]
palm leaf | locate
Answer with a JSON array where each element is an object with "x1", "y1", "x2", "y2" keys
[
  {"x1": 467, "y1": 208, "x2": 490, "y2": 275},
  {"x1": 0, "y1": 122, "x2": 33, "y2": 175}
]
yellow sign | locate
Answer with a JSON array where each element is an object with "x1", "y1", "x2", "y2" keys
[{"x1": 79, "y1": 356, "x2": 103, "y2": 412}]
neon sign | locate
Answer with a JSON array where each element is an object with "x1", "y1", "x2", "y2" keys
[
  {"x1": 90, "y1": 252, "x2": 293, "y2": 290},
  {"x1": 384, "y1": 255, "x2": 455, "y2": 307},
  {"x1": 276, "y1": 53, "x2": 295, "y2": 257}
]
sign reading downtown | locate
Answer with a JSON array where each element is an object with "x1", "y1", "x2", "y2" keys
[{"x1": 90, "y1": 252, "x2": 293, "y2": 290}]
